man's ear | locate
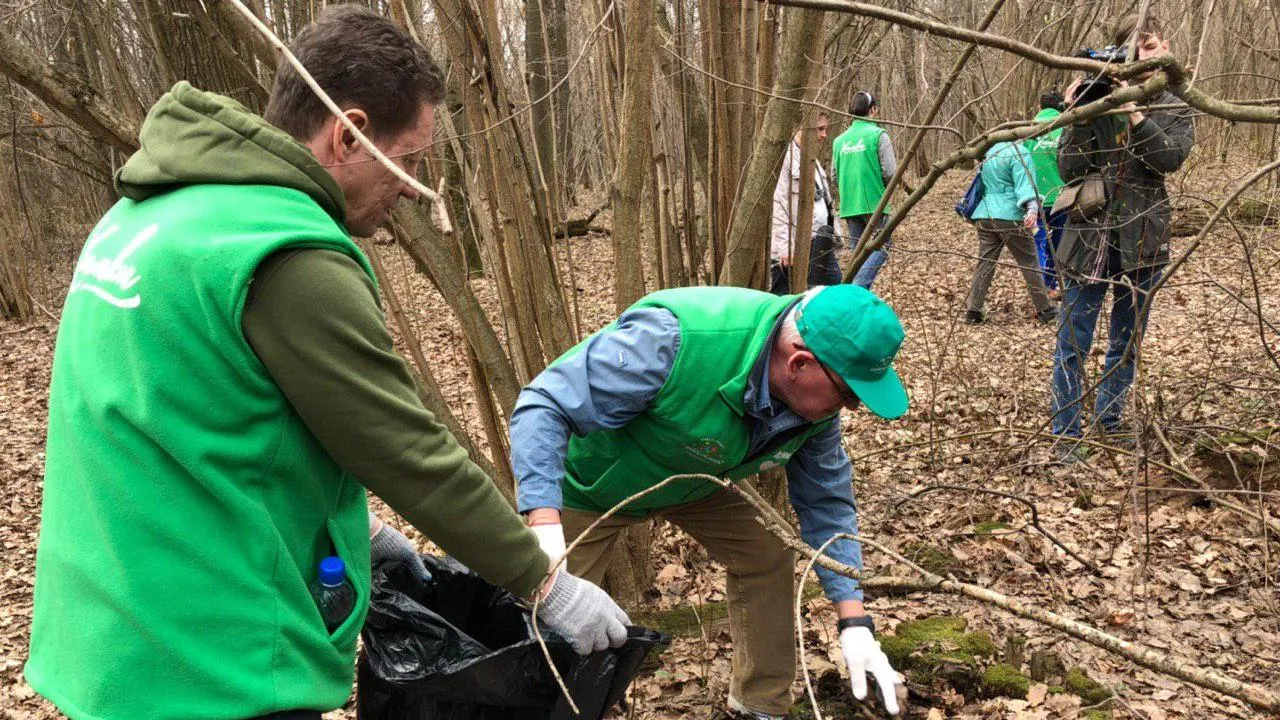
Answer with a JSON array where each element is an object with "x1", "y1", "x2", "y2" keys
[
  {"x1": 331, "y1": 109, "x2": 371, "y2": 162},
  {"x1": 785, "y1": 348, "x2": 815, "y2": 376}
]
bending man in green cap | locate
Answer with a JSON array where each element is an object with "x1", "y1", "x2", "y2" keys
[{"x1": 510, "y1": 284, "x2": 908, "y2": 718}]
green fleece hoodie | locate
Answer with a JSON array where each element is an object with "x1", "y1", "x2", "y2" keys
[{"x1": 28, "y1": 82, "x2": 547, "y2": 720}]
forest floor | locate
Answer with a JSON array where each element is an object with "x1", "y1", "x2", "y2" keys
[{"x1": 1, "y1": 160, "x2": 1278, "y2": 720}]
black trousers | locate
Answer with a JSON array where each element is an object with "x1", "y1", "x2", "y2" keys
[{"x1": 770, "y1": 225, "x2": 842, "y2": 295}]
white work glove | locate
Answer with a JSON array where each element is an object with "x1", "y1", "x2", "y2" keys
[
  {"x1": 538, "y1": 571, "x2": 631, "y2": 655},
  {"x1": 840, "y1": 625, "x2": 902, "y2": 715},
  {"x1": 530, "y1": 523, "x2": 568, "y2": 567},
  {"x1": 369, "y1": 515, "x2": 432, "y2": 583}
]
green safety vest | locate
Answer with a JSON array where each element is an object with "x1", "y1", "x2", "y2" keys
[
  {"x1": 832, "y1": 119, "x2": 890, "y2": 217},
  {"x1": 28, "y1": 183, "x2": 375, "y2": 720},
  {"x1": 561, "y1": 287, "x2": 836, "y2": 515},
  {"x1": 1024, "y1": 108, "x2": 1066, "y2": 207}
]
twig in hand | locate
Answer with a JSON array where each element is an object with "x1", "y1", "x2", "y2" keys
[{"x1": 529, "y1": 473, "x2": 730, "y2": 716}]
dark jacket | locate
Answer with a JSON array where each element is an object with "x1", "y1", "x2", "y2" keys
[{"x1": 1054, "y1": 90, "x2": 1195, "y2": 278}]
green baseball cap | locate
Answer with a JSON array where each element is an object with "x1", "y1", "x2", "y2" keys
[{"x1": 795, "y1": 285, "x2": 908, "y2": 419}]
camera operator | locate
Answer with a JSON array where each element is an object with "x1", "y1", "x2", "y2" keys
[{"x1": 1048, "y1": 12, "x2": 1195, "y2": 463}]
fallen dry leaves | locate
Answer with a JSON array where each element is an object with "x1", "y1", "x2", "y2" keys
[{"x1": 2, "y1": 157, "x2": 1278, "y2": 719}]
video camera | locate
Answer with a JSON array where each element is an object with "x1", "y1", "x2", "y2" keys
[{"x1": 1072, "y1": 45, "x2": 1130, "y2": 104}]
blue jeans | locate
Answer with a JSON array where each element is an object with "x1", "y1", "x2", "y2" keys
[
  {"x1": 1034, "y1": 209, "x2": 1067, "y2": 290},
  {"x1": 1050, "y1": 266, "x2": 1162, "y2": 439},
  {"x1": 845, "y1": 214, "x2": 892, "y2": 289}
]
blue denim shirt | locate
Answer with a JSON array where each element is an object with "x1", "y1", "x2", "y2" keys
[{"x1": 510, "y1": 306, "x2": 864, "y2": 602}]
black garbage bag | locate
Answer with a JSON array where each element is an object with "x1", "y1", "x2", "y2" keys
[{"x1": 358, "y1": 555, "x2": 668, "y2": 720}]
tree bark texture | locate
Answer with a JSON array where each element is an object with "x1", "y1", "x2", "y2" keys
[
  {"x1": 430, "y1": 0, "x2": 575, "y2": 379},
  {"x1": 610, "y1": 0, "x2": 655, "y2": 312},
  {"x1": 719, "y1": 6, "x2": 826, "y2": 288},
  {"x1": 0, "y1": 31, "x2": 139, "y2": 154}
]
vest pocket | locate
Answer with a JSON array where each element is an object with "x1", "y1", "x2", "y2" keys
[{"x1": 322, "y1": 517, "x2": 369, "y2": 651}]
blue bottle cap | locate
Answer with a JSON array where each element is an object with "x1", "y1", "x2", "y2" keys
[{"x1": 318, "y1": 556, "x2": 346, "y2": 586}]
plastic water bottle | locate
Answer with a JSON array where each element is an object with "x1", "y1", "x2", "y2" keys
[{"x1": 311, "y1": 556, "x2": 355, "y2": 631}]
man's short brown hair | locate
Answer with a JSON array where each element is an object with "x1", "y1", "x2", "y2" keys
[
  {"x1": 1110, "y1": 11, "x2": 1163, "y2": 48},
  {"x1": 265, "y1": 5, "x2": 445, "y2": 141}
]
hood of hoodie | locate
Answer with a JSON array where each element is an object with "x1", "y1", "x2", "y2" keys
[
  {"x1": 114, "y1": 82, "x2": 346, "y2": 225},
  {"x1": 1033, "y1": 107, "x2": 1062, "y2": 123}
]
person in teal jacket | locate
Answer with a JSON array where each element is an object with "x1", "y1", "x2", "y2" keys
[
  {"x1": 26, "y1": 8, "x2": 627, "y2": 720},
  {"x1": 1025, "y1": 91, "x2": 1068, "y2": 294},
  {"x1": 963, "y1": 138, "x2": 1057, "y2": 324}
]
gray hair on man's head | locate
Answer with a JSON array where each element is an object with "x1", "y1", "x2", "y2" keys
[{"x1": 778, "y1": 286, "x2": 827, "y2": 348}]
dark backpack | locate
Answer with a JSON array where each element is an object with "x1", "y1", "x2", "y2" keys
[{"x1": 954, "y1": 166, "x2": 984, "y2": 222}]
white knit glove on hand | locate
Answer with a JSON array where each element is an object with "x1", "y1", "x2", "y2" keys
[
  {"x1": 538, "y1": 571, "x2": 630, "y2": 655},
  {"x1": 840, "y1": 626, "x2": 902, "y2": 715},
  {"x1": 530, "y1": 523, "x2": 568, "y2": 567}
]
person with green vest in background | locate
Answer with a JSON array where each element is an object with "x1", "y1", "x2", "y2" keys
[
  {"x1": 26, "y1": 7, "x2": 628, "y2": 720},
  {"x1": 1025, "y1": 91, "x2": 1068, "y2": 297},
  {"x1": 510, "y1": 285, "x2": 909, "y2": 719},
  {"x1": 831, "y1": 91, "x2": 899, "y2": 288}
]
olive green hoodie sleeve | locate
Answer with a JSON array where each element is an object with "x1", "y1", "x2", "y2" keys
[{"x1": 242, "y1": 248, "x2": 549, "y2": 598}]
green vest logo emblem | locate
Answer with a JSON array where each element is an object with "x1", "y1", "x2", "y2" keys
[{"x1": 684, "y1": 438, "x2": 727, "y2": 463}]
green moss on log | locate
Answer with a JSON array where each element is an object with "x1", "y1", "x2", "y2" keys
[
  {"x1": 980, "y1": 663, "x2": 1030, "y2": 699},
  {"x1": 1065, "y1": 668, "x2": 1114, "y2": 706}
]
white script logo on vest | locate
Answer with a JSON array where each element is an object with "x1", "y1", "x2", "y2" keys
[
  {"x1": 69, "y1": 218, "x2": 158, "y2": 309},
  {"x1": 1033, "y1": 136, "x2": 1060, "y2": 151},
  {"x1": 840, "y1": 138, "x2": 868, "y2": 155}
]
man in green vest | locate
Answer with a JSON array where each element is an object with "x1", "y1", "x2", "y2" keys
[
  {"x1": 511, "y1": 285, "x2": 908, "y2": 718},
  {"x1": 1025, "y1": 91, "x2": 1068, "y2": 297},
  {"x1": 831, "y1": 91, "x2": 899, "y2": 289},
  {"x1": 26, "y1": 7, "x2": 628, "y2": 720}
]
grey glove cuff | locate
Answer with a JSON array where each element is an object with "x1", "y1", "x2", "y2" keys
[
  {"x1": 369, "y1": 519, "x2": 432, "y2": 582},
  {"x1": 369, "y1": 524, "x2": 401, "y2": 559}
]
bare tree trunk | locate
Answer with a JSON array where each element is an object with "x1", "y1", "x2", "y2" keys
[
  {"x1": 527, "y1": 0, "x2": 559, "y2": 205},
  {"x1": 137, "y1": 0, "x2": 266, "y2": 109},
  {"x1": 0, "y1": 32, "x2": 138, "y2": 154},
  {"x1": 655, "y1": 2, "x2": 709, "y2": 183},
  {"x1": 789, "y1": 115, "x2": 820, "y2": 293},
  {"x1": 589, "y1": 0, "x2": 621, "y2": 176},
  {"x1": 672, "y1": 0, "x2": 707, "y2": 282},
  {"x1": 390, "y1": 202, "x2": 523, "y2": 417},
  {"x1": 601, "y1": 522, "x2": 654, "y2": 611},
  {"x1": 654, "y1": 150, "x2": 688, "y2": 287},
  {"x1": 754, "y1": 5, "x2": 778, "y2": 133},
  {"x1": 720, "y1": 6, "x2": 826, "y2": 288},
  {"x1": 610, "y1": 0, "x2": 655, "y2": 311},
  {"x1": 431, "y1": 0, "x2": 576, "y2": 379}
]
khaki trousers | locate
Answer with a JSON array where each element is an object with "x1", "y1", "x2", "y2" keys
[
  {"x1": 967, "y1": 218, "x2": 1053, "y2": 314},
  {"x1": 562, "y1": 490, "x2": 797, "y2": 716}
]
